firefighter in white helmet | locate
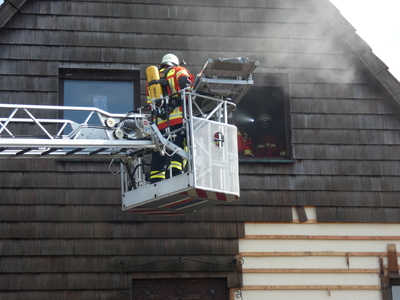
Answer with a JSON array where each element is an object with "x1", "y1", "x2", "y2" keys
[
  {"x1": 254, "y1": 112, "x2": 286, "y2": 158},
  {"x1": 147, "y1": 53, "x2": 193, "y2": 183}
]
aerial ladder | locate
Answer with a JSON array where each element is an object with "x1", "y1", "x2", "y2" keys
[{"x1": 0, "y1": 58, "x2": 258, "y2": 215}]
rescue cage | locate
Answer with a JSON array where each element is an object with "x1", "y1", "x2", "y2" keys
[
  {"x1": 121, "y1": 89, "x2": 240, "y2": 215},
  {"x1": 0, "y1": 90, "x2": 240, "y2": 215}
]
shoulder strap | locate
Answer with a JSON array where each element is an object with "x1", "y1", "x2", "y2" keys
[{"x1": 159, "y1": 67, "x2": 173, "y2": 96}]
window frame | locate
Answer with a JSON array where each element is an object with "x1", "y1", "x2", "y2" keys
[
  {"x1": 236, "y1": 72, "x2": 293, "y2": 163},
  {"x1": 58, "y1": 68, "x2": 141, "y2": 119}
]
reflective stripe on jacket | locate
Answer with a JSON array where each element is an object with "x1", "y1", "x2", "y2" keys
[{"x1": 147, "y1": 66, "x2": 191, "y2": 130}]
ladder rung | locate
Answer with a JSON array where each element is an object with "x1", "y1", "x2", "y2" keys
[
  {"x1": 41, "y1": 148, "x2": 58, "y2": 156},
  {"x1": 15, "y1": 148, "x2": 33, "y2": 156},
  {"x1": 66, "y1": 148, "x2": 84, "y2": 156},
  {"x1": 89, "y1": 148, "x2": 107, "y2": 155}
]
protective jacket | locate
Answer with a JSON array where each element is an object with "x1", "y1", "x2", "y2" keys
[
  {"x1": 237, "y1": 129, "x2": 253, "y2": 157},
  {"x1": 147, "y1": 66, "x2": 192, "y2": 130},
  {"x1": 147, "y1": 64, "x2": 192, "y2": 183},
  {"x1": 255, "y1": 133, "x2": 286, "y2": 158}
]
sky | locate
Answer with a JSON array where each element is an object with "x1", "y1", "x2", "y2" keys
[
  {"x1": 0, "y1": 0, "x2": 399, "y2": 80},
  {"x1": 330, "y1": 0, "x2": 400, "y2": 80}
]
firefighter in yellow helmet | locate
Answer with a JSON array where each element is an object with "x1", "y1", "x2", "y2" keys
[
  {"x1": 147, "y1": 53, "x2": 193, "y2": 183},
  {"x1": 254, "y1": 112, "x2": 286, "y2": 158}
]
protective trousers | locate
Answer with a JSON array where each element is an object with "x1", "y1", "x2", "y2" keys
[{"x1": 150, "y1": 125, "x2": 185, "y2": 183}]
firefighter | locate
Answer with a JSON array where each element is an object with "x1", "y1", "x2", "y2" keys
[
  {"x1": 237, "y1": 129, "x2": 253, "y2": 157},
  {"x1": 230, "y1": 111, "x2": 254, "y2": 157},
  {"x1": 254, "y1": 112, "x2": 286, "y2": 158},
  {"x1": 147, "y1": 53, "x2": 193, "y2": 183}
]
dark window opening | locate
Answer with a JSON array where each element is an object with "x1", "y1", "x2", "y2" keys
[{"x1": 233, "y1": 73, "x2": 291, "y2": 162}]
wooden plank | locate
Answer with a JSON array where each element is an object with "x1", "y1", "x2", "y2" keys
[
  {"x1": 0, "y1": 221, "x2": 243, "y2": 239},
  {"x1": 20, "y1": 3, "x2": 319, "y2": 24},
  {"x1": 292, "y1": 114, "x2": 400, "y2": 130},
  {"x1": 243, "y1": 268, "x2": 379, "y2": 273},
  {"x1": 9, "y1": 15, "x2": 327, "y2": 40},
  {"x1": 316, "y1": 207, "x2": 400, "y2": 223},
  {"x1": 240, "y1": 252, "x2": 392, "y2": 257},
  {"x1": 291, "y1": 98, "x2": 391, "y2": 114},
  {"x1": 240, "y1": 239, "x2": 400, "y2": 254},
  {"x1": 0, "y1": 45, "x2": 357, "y2": 72},
  {"x1": 1, "y1": 273, "x2": 129, "y2": 290},
  {"x1": 0, "y1": 255, "x2": 237, "y2": 273},
  {"x1": 235, "y1": 206, "x2": 292, "y2": 222},
  {"x1": 244, "y1": 223, "x2": 400, "y2": 237},
  {"x1": 0, "y1": 239, "x2": 239, "y2": 256},
  {"x1": 243, "y1": 272, "x2": 381, "y2": 286},
  {"x1": 238, "y1": 190, "x2": 400, "y2": 208},
  {"x1": 240, "y1": 290, "x2": 381, "y2": 300},
  {"x1": 295, "y1": 206, "x2": 308, "y2": 222},
  {"x1": 241, "y1": 254, "x2": 383, "y2": 270},
  {"x1": 292, "y1": 129, "x2": 400, "y2": 145},
  {"x1": 239, "y1": 174, "x2": 400, "y2": 192},
  {"x1": 294, "y1": 145, "x2": 400, "y2": 160},
  {"x1": 19, "y1": 0, "x2": 310, "y2": 10},
  {"x1": 0, "y1": 76, "x2": 57, "y2": 92},
  {"x1": 0, "y1": 204, "x2": 247, "y2": 222},
  {"x1": 290, "y1": 68, "x2": 372, "y2": 84},
  {"x1": 388, "y1": 244, "x2": 400, "y2": 278},
  {"x1": 0, "y1": 60, "x2": 58, "y2": 76},
  {"x1": 244, "y1": 235, "x2": 400, "y2": 241},
  {"x1": 290, "y1": 82, "x2": 385, "y2": 99},
  {"x1": 4, "y1": 29, "x2": 345, "y2": 56},
  {"x1": 241, "y1": 285, "x2": 381, "y2": 290},
  {"x1": 0, "y1": 173, "x2": 120, "y2": 188}
]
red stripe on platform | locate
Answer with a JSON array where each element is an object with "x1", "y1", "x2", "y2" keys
[
  {"x1": 215, "y1": 192, "x2": 228, "y2": 201},
  {"x1": 195, "y1": 189, "x2": 208, "y2": 199}
]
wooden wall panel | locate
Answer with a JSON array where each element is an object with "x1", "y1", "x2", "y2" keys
[
  {"x1": 239, "y1": 222, "x2": 399, "y2": 298},
  {"x1": 0, "y1": 222, "x2": 243, "y2": 239},
  {"x1": 0, "y1": 0, "x2": 400, "y2": 299},
  {"x1": 293, "y1": 129, "x2": 400, "y2": 144},
  {"x1": 317, "y1": 207, "x2": 400, "y2": 223},
  {"x1": 294, "y1": 145, "x2": 400, "y2": 160},
  {"x1": 291, "y1": 98, "x2": 392, "y2": 114},
  {"x1": 292, "y1": 114, "x2": 400, "y2": 130}
]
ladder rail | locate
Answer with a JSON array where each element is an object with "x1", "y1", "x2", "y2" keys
[{"x1": 0, "y1": 103, "x2": 133, "y2": 139}]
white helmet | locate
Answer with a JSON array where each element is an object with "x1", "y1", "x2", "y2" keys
[{"x1": 161, "y1": 53, "x2": 179, "y2": 67}]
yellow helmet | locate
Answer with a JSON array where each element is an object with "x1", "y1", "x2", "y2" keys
[{"x1": 161, "y1": 53, "x2": 179, "y2": 67}]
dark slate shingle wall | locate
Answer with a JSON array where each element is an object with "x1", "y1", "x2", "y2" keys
[{"x1": 1, "y1": 0, "x2": 400, "y2": 298}]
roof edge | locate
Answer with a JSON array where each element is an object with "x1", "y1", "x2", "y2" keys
[
  {"x1": 312, "y1": 0, "x2": 400, "y2": 107},
  {"x1": 0, "y1": 0, "x2": 27, "y2": 29}
]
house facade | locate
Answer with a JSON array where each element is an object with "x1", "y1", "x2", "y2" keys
[{"x1": 1, "y1": 0, "x2": 400, "y2": 299}]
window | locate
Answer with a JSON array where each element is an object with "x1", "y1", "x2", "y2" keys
[
  {"x1": 59, "y1": 68, "x2": 141, "y2": 126},
  {"x1": 234, "y1": 73, "x2": 291, "y2": 162},
  {"x1": 393, "y1": 286, "x2": 400, "y2": 300}
]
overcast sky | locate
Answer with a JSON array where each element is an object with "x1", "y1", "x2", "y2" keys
[
  {"x1": 330, "y1": 0, "x2": 400, "y2": 80},
  {"x1": 0, "y1": 0, "x2": 399, "y2": 80}
]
